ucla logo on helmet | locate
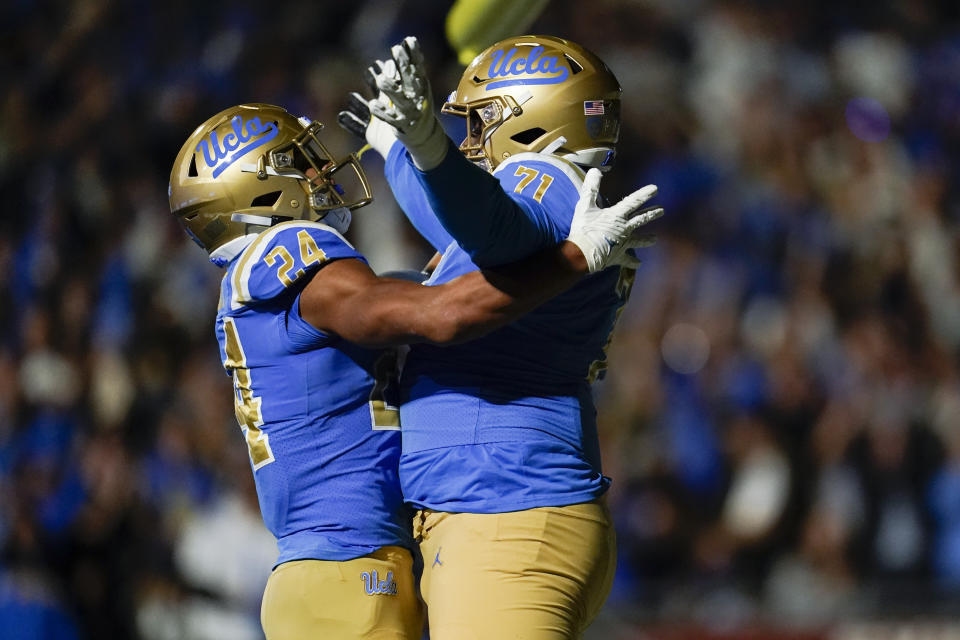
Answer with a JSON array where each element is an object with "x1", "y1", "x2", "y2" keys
[
  {"x1": 486, "y1": 46, "x2": 569, "y2": 90},
  {"x1": 196, "y1": 115, "x2": 279, "y2": 179}
]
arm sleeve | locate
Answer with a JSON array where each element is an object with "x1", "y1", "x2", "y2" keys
[
  {"x1": 385, "y1": 142, "x2": 456, "y2": 253},
  {"x1": 404, "y1": 141, "x2": 576, "y2": 267}
]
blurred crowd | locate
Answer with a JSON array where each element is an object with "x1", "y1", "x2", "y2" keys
[{"x1": 2, "y1": 0, "x2": 959, "y2": 638}]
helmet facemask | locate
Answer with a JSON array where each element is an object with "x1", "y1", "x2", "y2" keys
[
  {"x1": 266, "y1": 121, "x2": 372, "y2": 215},
  {"x1": 442, "y1": 94, "x2": 526, "y2": 172}
]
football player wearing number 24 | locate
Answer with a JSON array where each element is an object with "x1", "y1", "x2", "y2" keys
[
  {"x1": 341, "y1": 35, "x2": 663, "y2": 638},
  {"x1": 168, "y1": 103, "x2": 661, "y2": 639}
]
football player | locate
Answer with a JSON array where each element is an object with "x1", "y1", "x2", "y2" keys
[
  {"x1": 340, "y1": 36, "x2": 658, "y2": 638},
  {"x1": 168, "y1": 103, "x2": 661, "y2": 639}
]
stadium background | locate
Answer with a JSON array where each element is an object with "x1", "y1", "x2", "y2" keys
[{"x1": 3, "y1": 0, "x2": 960, "y2": 637}]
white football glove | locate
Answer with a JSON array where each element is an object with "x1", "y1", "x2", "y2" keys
[
  {"x1": 567, "y1": 169, "x2": 663, "y2": 272},
  {"x1": 368, "y1": 37, "x2": 449, "y2": 171}
]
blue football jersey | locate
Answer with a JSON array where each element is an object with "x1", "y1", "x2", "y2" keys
[
  {"x1": 215, "y1": 220, "x2": 412, "y2": 565},
  {"x1": 386, "y1": 149, "x2": 634, "y2": 513}
]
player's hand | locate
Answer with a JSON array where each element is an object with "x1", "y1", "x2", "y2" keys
[
  {"x1": 567, "y1": 169, "x2": 663, "y2": 272},
  {"x1": 337, "y1": 74, "x2": 398, "y2": 159},
  {"x1": 368, "y1": 37, "x2": 449, "y2": 171}
]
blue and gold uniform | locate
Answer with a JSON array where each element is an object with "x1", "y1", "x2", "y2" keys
[
  {"x1": 216, "y1": 220, "x2": 422, "y2": 639},
  {"x1": 386, "y1": 144, "x2": 630, "y2": 512},
  {"x1": 385, "y1": 144, "x2": 625, "y2": 637}
]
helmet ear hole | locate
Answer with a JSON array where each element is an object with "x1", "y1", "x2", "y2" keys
[
  {"x1": 188, "y1": 155, "x2": 199, "y2": 177},
  {"x1": 510, "y1": 128, "x2": 547, "y2": 145},
  {"x1": 250, "y1": 191, "x2": 283, "y2": 208}
]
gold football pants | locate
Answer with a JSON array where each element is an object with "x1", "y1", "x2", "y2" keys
[
  {"x1": 413, "y1": 499, "x2": 616, "y2": 639},
  {"x1": 260, "y1": 545, "x2": 424, "y2": 640}
]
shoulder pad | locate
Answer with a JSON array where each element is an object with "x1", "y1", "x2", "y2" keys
[
  {"x1": 493, "y1": 153, "x2": 584, "y2": 215},
  {"x1": 228, "y1": 221, "x2": 364, "y2": 308}
]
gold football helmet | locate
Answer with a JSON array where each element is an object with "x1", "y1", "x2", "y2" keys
[
  {"x1": 442, "y1": 35, "x2": 621, "y2": 172},
  {"x1": 169, "y1": 103, "x2": 372, "y2": 257}
]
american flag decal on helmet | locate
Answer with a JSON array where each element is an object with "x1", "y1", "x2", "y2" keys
[{"x1": 583, "y1": 100, "x2": 605, "y2": 115}]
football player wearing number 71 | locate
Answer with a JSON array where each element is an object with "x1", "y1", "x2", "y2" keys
[
  {"x1": 167, "y1": 103, "x2": 662, "y2": 639},
  {"x1": 339, "y1": 35, "x2": 662, "y2": 637}
]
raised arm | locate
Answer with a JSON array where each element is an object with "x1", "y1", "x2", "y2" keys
[
  {"x1": 366, "y1": 39, "x2": 551, "y2": 267},
  {"x1": 403, "y1": 141, "x2": 552, "y2": 266},
  {"x1": 339, "y1": 82, "x2": 455, "y2": 254},
  {"x1": 383, "y1": 142, "x2": 456, "y2": 253},
  {"x1": 339, "y1": 48, "x2": 658, "y2": 268},
  {"x1": 300, "y1": 168, "x2": 662, "y2": 347}
]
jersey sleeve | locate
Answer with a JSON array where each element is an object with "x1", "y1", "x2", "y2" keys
[
  {"x1": 385, "y1": 142, "x2": 456, "y2": 253},
  {"x1": 228, "y1": 221, "x2": 366, "y2": 309},
  {"x1": 493, "y1": 154, "x2": 584, "y2": 232},
  {"x1": 407, "y1": 145, "x2": 581, "y2": 267}
]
